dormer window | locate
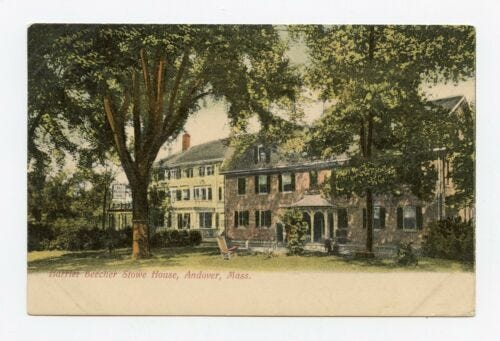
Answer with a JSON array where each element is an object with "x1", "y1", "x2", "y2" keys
[{"x1": 254, "y1": 144, "x2": 271, "y2": 164}]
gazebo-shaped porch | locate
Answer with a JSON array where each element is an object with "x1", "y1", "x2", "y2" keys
[{"x1": 287, "y1": 194, "x2": 335, "y2": 244}]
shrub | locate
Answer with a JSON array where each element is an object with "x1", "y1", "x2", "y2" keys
[
  {"x1": 422, "y1": 217, "x2": 475, "y2": 263},
  {"x1": 49, "y1": 219, "x2": 106, "y2": 251},
  {"x1": 149, "y1": 229, "x2": 203, "y2": 248},
  {"x1": 282, "y1": 209, "x2": 309, "y2": 255},
  {"x1": 397, "y1": 242, "x2": 418, "y2": 266},
  {"x1": 28, "y1": 222, "x2": 54, "y2": 251},
  {"x1": 189, "y1": 230, "x2": 202, "y2": 246}
]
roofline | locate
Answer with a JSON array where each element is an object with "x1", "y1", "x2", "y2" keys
[
  {"x1": 448, "y1": 95, "x2": 467, "y2": 115},
  {"x1": 220, "y1": 158, "x2": 350, "y2": 176},
  {"x1": 155, "y1": 157, "x2": 224, "y2": 169}
]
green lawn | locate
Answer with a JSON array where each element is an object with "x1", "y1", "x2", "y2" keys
[{"x1": 27, "y1": 246, "x2": 473, "y2": 273}]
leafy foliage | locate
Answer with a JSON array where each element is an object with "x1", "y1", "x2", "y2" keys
[
  {"x1": 292, "y1": 25, "x2": 475, "y2": 251},
  {"x1": 422, "y1": 218, "x2": 474, "y2": 263},
  {"x1": 281, "y1": 209, "x2": 309, "y2": 255},
  {"x1": 397, "y1": 242, "x2": 418, "y2": 266},
  {"x1": 29, "y1": 24, "x2": 300, "y2": 257},
  {"x1": 150, "y1": 230, "x2": 202, "y2": 248}
]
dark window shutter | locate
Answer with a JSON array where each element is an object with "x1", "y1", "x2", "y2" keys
[
  {"x1": 244, "y1": 211, "x2": 249, "y2": 225},
  {"x1": 266, "y1": 175, "x2": 271, "y2": 193},
  {"x1": 253, "y1": 147, "x2": 258, "y2": 164},
  {"x1": 362, "y1": 208, "x2": 367, "y2": 229},
  {"x1": 255, "y1": 176, "x2": 259, "y2": 193},
  {"x1": 208, "y1": 188, "x2": 212, "y2": 200},
  {"x1": 291, "y1": 173, "x2": 296, "y2": 191},
  {"x1": 397, "y1": 207, "x2": 403, "y2": 229},
  {"x1": 234, "y1": 211, "x2": 239, "y2": 227},
  {"x1": 177, "y1": 214, "x2": 182, "y2": 229},
  {"x1": 416, "y1": 206, "x2": 423, "y2": 229},
  {"x1": 266, "y1": 211, "x2": 272, "y2": 227},
  {"x1": 278, "y1": 174, "x2": 283, "y2": 192},
  {"x1": 255, "y1": 211, "x2": 260, "y2": 227},
  {"x1": 265, "y1": 149, "x2": 271, "y2": 163},
  {"x1": 380, "y1": 207, "x2": 386, "y2": 229}
]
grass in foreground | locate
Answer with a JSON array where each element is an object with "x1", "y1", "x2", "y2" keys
[{"x1": 27, "y1": 246, "x2": 473, "y2": 273}]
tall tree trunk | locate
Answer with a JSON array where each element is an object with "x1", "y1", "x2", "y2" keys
[
  {"x1": 131, "y1": 179, "x2": 151, "y2": 259},
  {"x1": 363, "y1": 26, "x2": 376, "y2": 255}
]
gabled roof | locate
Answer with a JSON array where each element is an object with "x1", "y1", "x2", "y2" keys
[
  {"x1": 156, "y1": 139, "x2": 229, "y2": 168},
  {"x1": 430, "y1": 95, "x2": 467, "y2": 113}
]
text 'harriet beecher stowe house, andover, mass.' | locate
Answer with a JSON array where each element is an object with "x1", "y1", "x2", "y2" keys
[{"x1": 107, "y1": 95, "x2": 474, "y2": 253}]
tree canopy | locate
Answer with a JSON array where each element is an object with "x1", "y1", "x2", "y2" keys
[
  {"x1": 292, "y1": 25, "x2": 475, "y2": 252},
  {"x1": 29, "y1": 24, "x2": 300, "y2": 258}
]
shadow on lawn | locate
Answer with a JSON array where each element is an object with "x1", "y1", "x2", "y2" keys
[{"x1": 28, "y1": 246, "x2": 220, "y2": 272}]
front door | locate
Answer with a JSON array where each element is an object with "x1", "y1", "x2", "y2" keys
[{"x1": 313, "y1": 212, "x2": 324, "y2": 242}]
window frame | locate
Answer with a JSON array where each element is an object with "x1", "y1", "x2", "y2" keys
[
  {"x1": 402, "y1": 205, "x2": 417, "y2": 231},
  {"x1": 198, "y1": 212, "x2": 213, "y2": 229},
  {"x1": 255, "y1": 210, "x2": 272, "y2": 228}
]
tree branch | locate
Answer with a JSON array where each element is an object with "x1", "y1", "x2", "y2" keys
[
  {"x1": 103, "y1": 95, "x2": 137, "y2": 185},
  {"x1": 165, "y1": 50, "x2": 190, "y2": 121},
  {"x1": 132, "y1": 71, "x2": 142, "y2": 160}
]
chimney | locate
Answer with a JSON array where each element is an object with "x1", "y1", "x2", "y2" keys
[{"x1": 182, "y1": 132, "x2": 191, "y2": 151}]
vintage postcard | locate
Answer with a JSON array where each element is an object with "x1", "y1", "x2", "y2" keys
[{"x1": 27, "y1": 24, "x2": 475, "y2": 316}]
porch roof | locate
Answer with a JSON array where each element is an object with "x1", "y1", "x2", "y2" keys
[{"x1": 289, "y1": 194, "x2": 334, "y2": 208}]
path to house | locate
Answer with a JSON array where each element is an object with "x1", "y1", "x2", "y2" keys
[{"x1": 28, "y1": 246, "x2": 473, "y2": 273}]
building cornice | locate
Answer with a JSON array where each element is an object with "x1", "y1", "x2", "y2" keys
[{"x1": 220, "y1": 158, "x2": 349, "y2": 176}]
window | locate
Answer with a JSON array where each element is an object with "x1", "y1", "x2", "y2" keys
[
  {"x1": 206, "y1": 165, "x2": 214, "y2": 175},
  {"x1": 255, "y1": 210, "x2": 272, "y2": 228},
  {"x1": 337, "y1": 208, "x2": 348, "y2": 229},
  {"x1": 254, "y1": 144, "x2": 271, "y2": 164},
  {"x1": 397, "y1": 206, "x2": 423, "y2": 230},
  {"x1": 363, "y1": 207, "x2": 386, "y2": 229},
  {"x1": 194, "y1": 186, "x2": 211, "y2": 200},
  {"x1": 234, "y1": 211, "x2": 249, "y2": 227},
  {"x1": 255, "y1": 175, "x2": 270, "y2": 194},
  {"x1": 183, "y1": 168, "x2": 193, "y2": 178},
  {"x1": 279, "y1": 172, "x2": 295, "y2": 192},
  {"x1": 309, "y1": 170, "x2": 318, "y2": 189},
  {"x1": 218, "y1": 187, "x2": 222, "y2": 201},
  {"x1": 177, "y1": 213, "x2": 191, "y2": 229},
  {"x1": 170, "y1": 168, "x2": 181, "y2": 179},
  {"x1": 198, "y1": 166, "x2": 205, "y2": 177},
  {"x1": 176, "y1": 189, "x2": 182, "y2": 201},
  {"x1": 199, "y1": 212, "x2": 213, "y2": 228},
  {"x1": 237, "y1": 177, "x2": 246, "y2": 195},
  {"x1": 182, "y1": 189, "x2": 190, "y2": 200}
]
